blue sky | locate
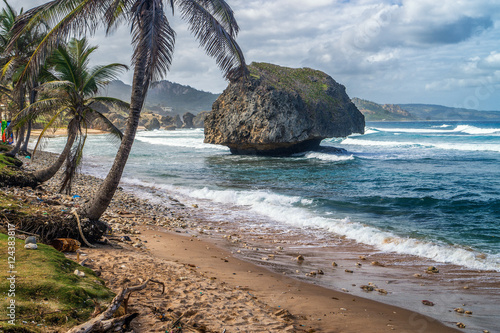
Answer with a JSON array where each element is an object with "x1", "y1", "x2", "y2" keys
[{"x1": 17, "y1": 0, "x2": 500, "y2": 110}]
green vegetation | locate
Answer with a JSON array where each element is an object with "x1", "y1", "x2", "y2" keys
[
  {"x1": 248, "y1": 62, "x2": 338, "y2": 109},
  {"x1": 0, "y1": 148, "x2": 37, "y2": 187},
  {"x1": 0, "y1": 233, "x2": 114, "y2": 332}
]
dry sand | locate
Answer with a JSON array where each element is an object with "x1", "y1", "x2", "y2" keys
[{"x1": 16, "y1": 151, "x2": 463, "y2": 332}]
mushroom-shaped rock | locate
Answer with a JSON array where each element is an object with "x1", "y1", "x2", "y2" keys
[{"x1": 204, "y1": 62, "x2": 365, "y2": 155}]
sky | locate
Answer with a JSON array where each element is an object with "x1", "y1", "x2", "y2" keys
[{"x1": 16, "y1": 0, "x2": 500, "y2": 110}]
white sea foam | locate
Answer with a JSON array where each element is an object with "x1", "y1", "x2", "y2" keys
[
  {"x1": 303, "y1": 152, "x2": 355, "y2": 162},
  {"x1": 372, "y1": 125, "x2": 500, "y2": 135},
  {"x1": 135, "y1": 136, "x2": 229, "y2": 151},
  {"x1": 342, "y1": 138, "x2": 500, "y2": 152},
  {"x1": 453, "y1": 125, "x2": 500, "y2": 135},
  {"x1": 167, "y1": 186, "x2": 500, "y2": 271}
]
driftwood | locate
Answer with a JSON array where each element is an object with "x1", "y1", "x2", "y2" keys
[{"x1": 66, "y1": 279, "x2": 164, "y2": 333}]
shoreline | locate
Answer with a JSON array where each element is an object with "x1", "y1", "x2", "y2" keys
[{"x1": 15, "y1": 150, "x2": 471, "y2": 332}]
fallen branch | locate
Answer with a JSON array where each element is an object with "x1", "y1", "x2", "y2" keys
[{"x1": 66, "y1": 278, "x2": 164, "y2": 333}]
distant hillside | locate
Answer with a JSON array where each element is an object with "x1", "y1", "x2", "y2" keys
[
  {"x1": 352, "y1": 98, "x2": 500, "y2": 121},
  {"x1": 100, "y1": 80, "x2": 219, "y2": 115},
  {"x1": 352, "y1": 98, "x2": 416, "y2": 121},
  {"x1": 398, "y1": 104, "x2": 500, "y2": 121}
]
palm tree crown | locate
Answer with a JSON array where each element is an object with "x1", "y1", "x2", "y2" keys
[{"x1": 19, "y1": 37, "x2": 128, "y2": 193}]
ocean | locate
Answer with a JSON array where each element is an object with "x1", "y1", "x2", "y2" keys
[{"x1": 38, "y1": 120, "x2": 500, "y2": 331}]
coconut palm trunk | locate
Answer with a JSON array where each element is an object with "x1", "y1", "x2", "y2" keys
[
  {"x1": 33, "y1": 128, "x2": 77, "y2": 182},
  {"x1": 20, "y1": 119, "x2": 31, "y2": 153},
  {"x1": 20, "y1": 86, "x2": 37, "y2": 155},
  {"x1": 81, "y1": 56, "x2": 148, "y2": 220},
  {"x1": 6, "y1": 85, "x2": 26, "y2": 156}
]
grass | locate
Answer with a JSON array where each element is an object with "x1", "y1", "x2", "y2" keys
[
  {"x1": 0, "y1": 148, "x2": 38, "y2": 188},
  {"x1": 248, "y1": 62, "x2": 339, "y2": 110},
  {"x1": 0, "y1": 233, "x2": 114, "y2": 332}
]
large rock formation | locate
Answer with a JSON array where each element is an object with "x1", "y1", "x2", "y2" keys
[
  {"x1": 182, "y1": 112, "x2": 195, "y2": 128},
  {"x1": 204, "y1": 62, "x2": 365, "y2": 155}
]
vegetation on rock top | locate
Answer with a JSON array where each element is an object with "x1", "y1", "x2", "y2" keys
[{"x1": 248, "y1": 62, "x2": 338, "y2": 109}]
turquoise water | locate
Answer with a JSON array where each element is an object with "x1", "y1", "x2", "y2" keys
[{"x1": 42, "y1": 121, "x2": 500, "y2": 271}]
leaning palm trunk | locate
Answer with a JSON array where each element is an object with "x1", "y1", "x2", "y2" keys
[
  {"x1": 21, "y1": 87, "x2": 37, "y2": 155},
  {"x1": 33, "y1": 129, "x2": 77, "y2": 182},
  {"x1": 20, "y1": 120, "x2": 31, "y2": 154},
  {"x1": 6, "y1": 85, "x2": 26, "y2": 156},
  {"x1": 7, "y1": 125, "x2": 24, "y2": 156},
  {"x1": 81, "y1": 57, "x2": 148, "y2": 220}
]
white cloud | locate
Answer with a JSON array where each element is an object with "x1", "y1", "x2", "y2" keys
[{"x1": 9, "y1": 0, "x2": 500, "y2": 109}]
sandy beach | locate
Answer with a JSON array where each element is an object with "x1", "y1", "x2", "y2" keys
[{"x1": 4, "y1": 150, "x2": 476, "y2": 332}]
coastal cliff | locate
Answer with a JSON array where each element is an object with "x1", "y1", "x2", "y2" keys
[{"x1": 204, "y1": 62, "x2": 365, "y2": 155}]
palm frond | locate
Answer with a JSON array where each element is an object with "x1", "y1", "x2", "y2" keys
[
  {"x1": 131, "y1": 0, "x2": 176, "y2": 83},
  {"x1": 193, "y1": 0, "x2": 239, "y2": 36},
  {"x1": 8, "y1": 0, "x2": 110, "y2": 83},
  {"x1": 87, "y1": 96, "x2": 130, "y2": 110},
  {"x1": 37, "y1": 80, "x2": 75, "y2": 91},
  {"x1": 104, "y1": 0, "x2": 133, "y2": 34},
  {"x1": 85, "y1": 106, "x2": 123, "y2": 140},
  {"x1": 32, "y1": 105, "x2": 67, "y2": 155},
  {"x1": 1, "y1": 56, "x2": 17, "y2": 80},
  {"x1": 83, "y1": 63, "x2": 129, "y2": 94},
  {"x1": 175, "y1": 0, "x2": 245, "y2": 79},
  {"x1": 0, "y1": 84, "x2": 13, "y2": 100},
  {"x1": 12, "y1": 97, "x2": 66, "y2": 127}
]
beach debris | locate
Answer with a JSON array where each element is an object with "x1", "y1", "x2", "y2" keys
[
  {"x1": 421, "y1": 300, "x2": 434, "y2": 306},
  {"x1": 296, "y1": 255, "x2": 305, "y2": 262},
  {"x1": 358, "y1": 255, "x2": 366, "y2": 260},
  {"x1": 66, "y1": 278, "x2": 164, "y2": 333},
  {"x1": 51, "y1": 238, "x2": 81, "y2": 252},
  {"x1": 307, "y1": 271, "x2": 317, "y2": 276},
  {"x1": 24, "y1": 243, "x2": 38, "y2": 250},
  {"x1": 463, "y1": 285, "x2": 470, "y2": 289},
  {"x1": 192, "y1": 204, "x2": 198, "y2": 208},
  {"x1": 274, "y1": 308, "x2": 294, "y2": 321},
  {"x1": 454, "y1": 308, "x2": 465, "y2": 313},
  {"x1": 483, "y1": 330, "x2": 490, "y2": 333},
  {"x1": 376, "y1": 288, "x2": 388, "y2": 294},
  {"x1": 317, "y1": 269, "x2": 324, "y2": 275},
  {"x1": 465, "y1": 310, "x2": 472, "y2": 315},
  {"x1": 360, "y1": 285, "x2": 374, "y2": 292},
  {"x1": 413, "y1": 273, "x2": 422, "y2": 278},
  {"x1": 356, "y1": 262, "x2": 362, "y2": 267},
  {"x1": 344, "y1": 269, "x2": 353, "y2": 273},
  {"x1": 371, "y1": 261, "x2": 385, "y2": 267},
  {"x1": 74, "y1": 270, "x2": 86, "y2": 277},
  {"x1": 426, "y1": 266, "x2": 439, "y2": 274},
  {"x1": 276, "y1": 246, "x2": 284, "y2": 250},
  {"x1": 456, "y1": 322, "x2": 466, "y2": 329},
  {"x1": 332, "y1": 261, "x2": 338, "y2": 267}
]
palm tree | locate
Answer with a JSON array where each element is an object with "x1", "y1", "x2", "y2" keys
[
  {"x1": 17, "y1": 37, "x2": 128, "y2": 193},
  {"x1": 0, "y1": 0, "x2": 47, "y2": 156},
  {"x1": 11, "y1": 0, "x2": 246, "y2": 220}
]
